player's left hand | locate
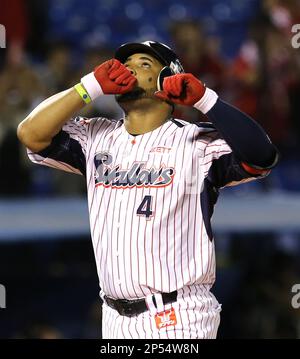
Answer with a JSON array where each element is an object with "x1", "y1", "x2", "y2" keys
[{"x1": 154, "y1": 73, "x2": 206, "y2": 106}]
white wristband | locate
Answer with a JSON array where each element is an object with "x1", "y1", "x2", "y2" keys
[
  {"x1": 193, "y1": 87, "x2": 218, "y2": 114},
  {"x1": 81, "y1": 72, "x2": 104, "y2": 100}
]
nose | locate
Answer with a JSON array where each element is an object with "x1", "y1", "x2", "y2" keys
[{"x1": 126, "y1": 65, "x2": 137, "y2": 76}]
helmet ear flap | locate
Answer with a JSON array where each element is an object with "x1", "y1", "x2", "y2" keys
[{"x1": 157, "y1": 66, "x2": 175, "y2": 91}]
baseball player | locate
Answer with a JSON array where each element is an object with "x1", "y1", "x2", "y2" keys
[{"x1": 17, "y1": 41, "x2": 278, "y2": 339}]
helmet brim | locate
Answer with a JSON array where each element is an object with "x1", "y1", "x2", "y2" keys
[{"x1": 114, "y1": 43, "x2": 168, "y2": 66}]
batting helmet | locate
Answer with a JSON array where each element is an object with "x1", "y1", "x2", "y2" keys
[{"x1": 114, "y1": 40, "x2": 184, "y2": 91}]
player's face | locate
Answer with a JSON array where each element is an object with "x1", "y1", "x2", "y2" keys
[{"x1": 116, "y1": 52, "x2": 164, "y2": 103}]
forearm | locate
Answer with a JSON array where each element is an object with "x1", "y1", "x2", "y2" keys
[
  {"x1": 17, "y1": 58, "x2": 136, "y2": 153},
  {"x1": 17, "y1": 88, "x2": 85, "y2": 152},
  {"x1": 205, "y1": 98, "x2": 278, "y2": 169},
  {"x1": 192, "y1": 86, "x2": 279, "y2": 169},
  {"x1": 155, "y1": 72, "x2": 279, "y2": 170}
]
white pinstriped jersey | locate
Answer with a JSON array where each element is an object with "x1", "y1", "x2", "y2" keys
[{"x1": 27, "y1": 117, "x2": 263, "y2": 300}]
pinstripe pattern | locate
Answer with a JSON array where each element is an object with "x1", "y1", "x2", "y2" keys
[
  {"x1": 27, "y1": 116, "x2": 263, "y2": 339},
  {"x1": 102, "y1": 284, "x2": 221, "y2": 339}
]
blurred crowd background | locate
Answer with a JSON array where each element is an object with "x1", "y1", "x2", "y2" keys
[{"x1": 0, "y1": 0, "x2": 300, "y2": 338}]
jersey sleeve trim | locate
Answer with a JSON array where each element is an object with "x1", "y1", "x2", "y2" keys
[
  {"x1": 240, "y1": 162, "x2": 270, "y2": 176},
  {"x1": 206, "y1": 152, "x2": 269, "y2": 189},
  {"x1": 34, "y1": 130, "x2": 86, "y2": 176}
]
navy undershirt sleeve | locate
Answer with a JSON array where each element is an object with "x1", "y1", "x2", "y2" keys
[{"x1": 206, "y1": 99, "x2": 279, "y2": 169}]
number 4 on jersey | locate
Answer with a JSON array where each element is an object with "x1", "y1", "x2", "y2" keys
[{"x1": 137, "y1": 195, "x2": 154, "y2": 219}]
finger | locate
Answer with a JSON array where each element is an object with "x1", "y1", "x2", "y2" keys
[
  {"x1": 108, "y1": 59, "x2": 122, "y2": 73},
  {"x1": 109, "y1": 66, "x2": 131, "y2": 81},
  {"x1": 95, "y1": 60, "x2": 108, "y2": 73},
  {"x1": 118, "y1": 78, "x2": 137, "y2": 93},
  {"x1": 115, "y1": 72, "x2": 136, "y2": 87},
  {"x1": 109, "y1": 67, "x2": 125, "y2": 80},
  {"x1": 166, "y1": 76, "x2": 183, "y2": 97},
  {"x1": 114, "y1": 71, "x2": 135, "y2": 85},
  {"x1": 174, "y1": 76, "x2": 185, "y2": 97},
  {"x1": 105, "y1": 59, "x2": 116, "y2": 70},
  {"x1": 108, "y1": 59, "x2": 116, "y2": 67},
  {"x1": 121, "y1": 77, "x2": 135, "y2": 86},
  {"x1": 163, "y1": 77, "x2": 180, "y2": 97},
  {"x1": 124, "y1": 77, "x2": 137, "y2": 89},
  {"x1": 154, "y1": 91, "x2": 170, "y2": 101},
  {"x1": 162, "y1": 77, "x2": 172, "y2": 93}
]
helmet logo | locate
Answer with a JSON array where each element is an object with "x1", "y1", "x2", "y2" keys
[
  {"x1": 143, "y1": 40, "x2": 172, "y2": 50},
  {"x1": 143, "y1": 40, "x2": 155, "y2": 46},
  {"x1": 170, "y1": 60, "x2": 184, "y2": 74}
]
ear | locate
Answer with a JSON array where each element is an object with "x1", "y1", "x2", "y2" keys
[{"x1": 157, "y1": 66, "x2": 175, "y2": 91}]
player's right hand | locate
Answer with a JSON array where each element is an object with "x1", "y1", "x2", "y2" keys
[
  {"x1": 81, "y1": 59, "x2": 137, "y2": 100},
  {"x1": 94, "y1": 59, "x2": 136, "y2": 94}
]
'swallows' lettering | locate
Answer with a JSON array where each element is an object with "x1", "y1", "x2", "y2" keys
[{"x1": 94, "y1": 152, "x2": 175, "y2": 188}]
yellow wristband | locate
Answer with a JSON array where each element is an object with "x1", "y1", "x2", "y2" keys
[{"x1": 74, "y1": 83, "x2": 92, "y2": 104}]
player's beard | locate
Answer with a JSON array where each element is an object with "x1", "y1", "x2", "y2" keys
[{"x1": 115, "y1": 86, "x2": 157, "y2": 103}]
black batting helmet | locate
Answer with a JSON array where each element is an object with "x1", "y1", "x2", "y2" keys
[{"x1": 114, "y1": 40, "x2": 184, "y2": 74}]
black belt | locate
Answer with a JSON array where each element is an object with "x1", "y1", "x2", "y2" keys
[{"x1": 104, "y1": 290, "x2": 178, "y2": 317}]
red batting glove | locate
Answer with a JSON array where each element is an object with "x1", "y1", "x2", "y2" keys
[
  {"x1": 94, "y1": 59, "x2": 136, "y2": 94},
  {"x1": 81, "y1": 59, "x2": 137, "y2": 100},
  {"x1": 155, "y1": 73, "x2": 206, "y2": 106}
]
